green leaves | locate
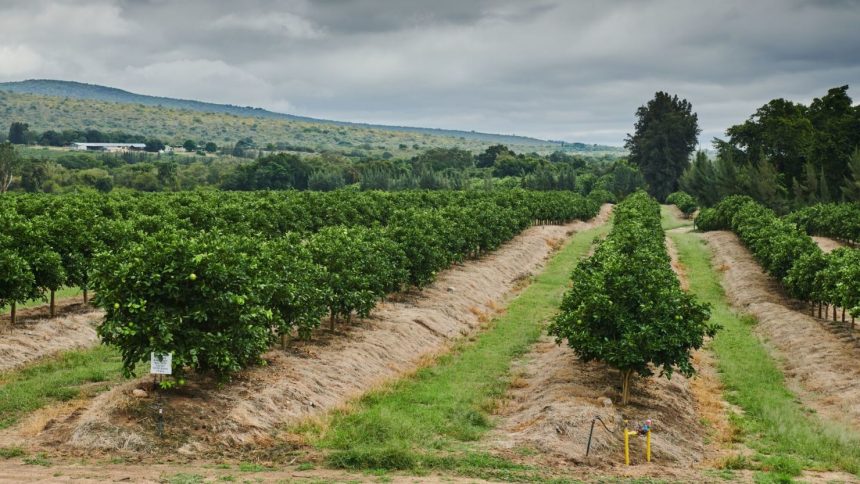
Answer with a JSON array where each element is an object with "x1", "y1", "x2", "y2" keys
[
  {"x1": 666, "y1": 191, "x2": 698, "y2": 216},
  {"x1": 93, "y1": 230, "x2": 276, "y2": 378},
  {"x1": 698, "y1": 196, "x2": 860, "y2": 317},
  {"x1": 549, "y1": 192, "x2": 716, "y2": 403},
  {"x1": 3, "y1": 189, "x2": 602, "y2": 381}
]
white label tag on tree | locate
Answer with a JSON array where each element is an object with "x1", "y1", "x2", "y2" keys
[{"x1": 150, "y1": 352, "x2": 173, "y2": 375}]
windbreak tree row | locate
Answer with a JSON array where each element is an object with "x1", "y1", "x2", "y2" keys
[
  {"x1": 0, "y1": 189, "x2": 602, "y2": 381},
  {"x1": 549, "y1": 192, "x2": 715, "y2": 405},
  {"x1": 696, "y1": 196, "x2": 860, "y2": 322}
]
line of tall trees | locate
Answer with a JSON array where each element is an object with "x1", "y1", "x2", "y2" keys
[{"x1": 681, "y1": 86, "x2": 860, "y2": 211}]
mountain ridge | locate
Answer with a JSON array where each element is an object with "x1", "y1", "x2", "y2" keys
[{"x1": 0, "y1": 79, "x2": 618, "y2": 150}]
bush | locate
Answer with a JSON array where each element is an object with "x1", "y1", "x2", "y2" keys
[{"x1": 666, "y1": 191, "x2": 698, "y2": 217}]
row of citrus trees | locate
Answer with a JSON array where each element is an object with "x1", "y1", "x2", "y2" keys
[
  {"x1": 666, "y1": 191, "x2": 698, "y2": 218},
  {"x1": 786, "y1": 202, "x2": 860, "y2": 246},
  {"x1": 0, "y1": 189, "x2": 602, "y2": 380},
  {"x1": 696, "y1": 196, "x2": 860, "y2": 322},
  {"x1": 549, "y1": 192, "x2": 716, "y2": 405}
]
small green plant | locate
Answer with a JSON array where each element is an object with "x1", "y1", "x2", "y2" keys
[
  {"x1": 0, "y1": 446, "x2": 25, "y2": 458},
  {"x1": 237, "y1": 462, "x2": 271, "y2": 472},
  {"x1": 22, "y1": 452, "x2": 51, "y2": 467}
]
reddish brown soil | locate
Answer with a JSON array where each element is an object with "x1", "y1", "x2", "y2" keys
[{"x1": 702, "y1": 230, "x2": 860, "y2": 432}]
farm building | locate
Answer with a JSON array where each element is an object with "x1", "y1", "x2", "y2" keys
[{"x1": 70, "y1": 142, "x2": 146, "y2": 152}]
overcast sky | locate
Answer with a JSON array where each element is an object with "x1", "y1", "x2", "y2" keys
[{"x1": 0, "y1": 0, "x2": 858, "y2": 146}]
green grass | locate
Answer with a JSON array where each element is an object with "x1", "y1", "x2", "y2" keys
[
  {"x1": 299, "y1": 222, "x2": 611, "y2": 478},
  {"x1": 0, "y1": 346, "x2": 130, "y2": 429},
  {"x1": 0, "y1": 286, "x2": 83, "y2": 313},
  {"x1": 667, "y1": 227, "x2": 860, "y2": 477},
  {"x1": 660, "y1": 205, "x2": 694, "y2": 230}
]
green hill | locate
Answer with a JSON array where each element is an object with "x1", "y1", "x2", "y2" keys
[{"x1": 0, "y1": 79, "x2": 622, "y2": 156}]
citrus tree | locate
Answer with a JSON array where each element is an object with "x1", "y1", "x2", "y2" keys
[
  {"x1": 261, "y1": 233, "x2": 330, "y2": 339},
  {"x1": 93, "y1": 230, "x2": 277, "y2": 379},
  {"x1": 307, "y1": 226, "x2": 407, "y2": 330},
  {"x1": 550, "y1": 192, "x2": 715, "y2": 405}
]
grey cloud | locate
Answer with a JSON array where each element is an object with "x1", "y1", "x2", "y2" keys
[{"x1": 0, "y1": 0, "x2": 858, "y2": 145}]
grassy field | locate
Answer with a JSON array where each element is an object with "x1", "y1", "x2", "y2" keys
[
  {"x1": 297, "y1": 222, "x2": 611, "y2": 480},
  {"x1": 663, "y1": 207, "x2": 860, "y2": 480}
]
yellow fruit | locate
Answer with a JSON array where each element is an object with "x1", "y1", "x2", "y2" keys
[{"x1": 189, "y1": 273, "x2": 197, "y2": 281}]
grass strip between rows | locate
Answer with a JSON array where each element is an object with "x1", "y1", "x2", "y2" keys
[
  {"x1": 665, "y1": 212, "x2": 860, "y2": 478},
  {"x1": 0, "y1": 346, "x2": 128, "y2": 430},
  {"x1": 298, "y1": 222, "x2": 611, "y2": 479}
]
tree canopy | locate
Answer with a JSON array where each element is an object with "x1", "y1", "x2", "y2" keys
[{"x1": 625, "y1": 92, "x2": 700, "y2": 202}]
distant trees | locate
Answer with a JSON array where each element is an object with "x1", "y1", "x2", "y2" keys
[
  {"x1": 0, "y1": 142, "x2": 23, "y2": 193},
  {"x1": 144, "y1": 138, "x2": 166, "y2": 152},
  {"x1": 682, "y1": 86, "x2": 860, "y2": 210},
  {"x1": 626, "y1": 92, "x2": 700, "y2": 201},
  {"x1": 183, "y1": 140, "x2": 197, "y2": 152},
  {"x1": 232, "y1": 137, "x2": 255, "y2": 157},
  {"x1": 204, "y1": 141, "x2": 218, "y2": 153},
  {"x1": 20, "y1": 161, "x2": 49, "y2": 193},
  {"x1": 411, "y1": 147, "x2": 474, "y2": 171},
  {"x1": 8, "y1": 122, "x2": 31, "y2": 144},
  {"x1": 476, "y1": 144, "x2": 515, "y2": 168},
  {"x1": 223, "y1": 153, "x2": 311, "y2": 190}
]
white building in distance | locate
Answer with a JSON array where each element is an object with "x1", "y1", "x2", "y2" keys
[{"x1": 71, "y1": 142, "x2": 146, "y2": 152}]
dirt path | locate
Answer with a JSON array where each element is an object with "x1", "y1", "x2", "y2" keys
[
  {"x1": 0, "y1": 459, "x2": 494, "y2": 483},
  {"x1": 701, "y1": 230, "x2": 860, "y2": 432},
  {"x1": 481, "y1": 231, "x2": 736, "y2": 480},
  {"x1": 812, "y1": 236, "x2": 846, "y2": 253},
  {"x1": 0, "y1": 298, "x2": 102, "y2": 373},
  {"x1": 1, "y1": 206, "x2": 614, "y2": 457}
]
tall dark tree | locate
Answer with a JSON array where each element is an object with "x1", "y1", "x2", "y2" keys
[
  {"x1": 807, "y1": 86, "x2": 860, "y2": 193},
  {"x1": 625, "y1": 92, "x2": 700, "y2": 201},
  {"x1": 475, "y1": 144, "x2": 514, "y2": 168},
  {"x1": 8, "y1": 122, "x2": 30, "y2": 145},
  {"x1": 144, "y1": 138, "x2": 166, "y2": 153}
]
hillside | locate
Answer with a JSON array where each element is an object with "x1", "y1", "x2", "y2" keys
[{"x1": 0, "y1": 79, "x2": 622, "y2": 156}]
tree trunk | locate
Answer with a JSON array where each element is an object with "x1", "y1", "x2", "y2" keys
[
  {"x1": 83, "y1": 288, "x2": 88, "y2": 305},
  {"x1": 621, "y1": 369, "x2": 634, "y2": 406},
  {"x1": 50, "y1": 290, "x2": 56, "y2": 318},
  {"x1": 842, "y1": 307, "x2": 846, "y2": 323},
  {"x1": 818, "y1": 302, "x2": 822, "y2": 319},
  {"x1": 329, "y1": 312, "x2": 336, "y2": 332},
  {"x1": 10, "y1": 302, "x2": 16, "y2": 327}
]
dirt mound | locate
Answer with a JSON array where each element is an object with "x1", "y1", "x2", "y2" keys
[
  {"x1": 0, "y1": 300, "x2": 102, "y2": 372},
  {"x1": 485, "y1": 233, "x2": 741, "y2": 473},
  {"x1": 702, "y1": 230, "x2": 860, "y2": 431},
  {"x1": 812, "y1": 236, "x2": 846, "y2": 253},
  {"x1": 13, "y1": 205, "x2": 613, "y2": 454},
  {"x1": 487, "y1": 336, "x2": 705, "y2": 468}
]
